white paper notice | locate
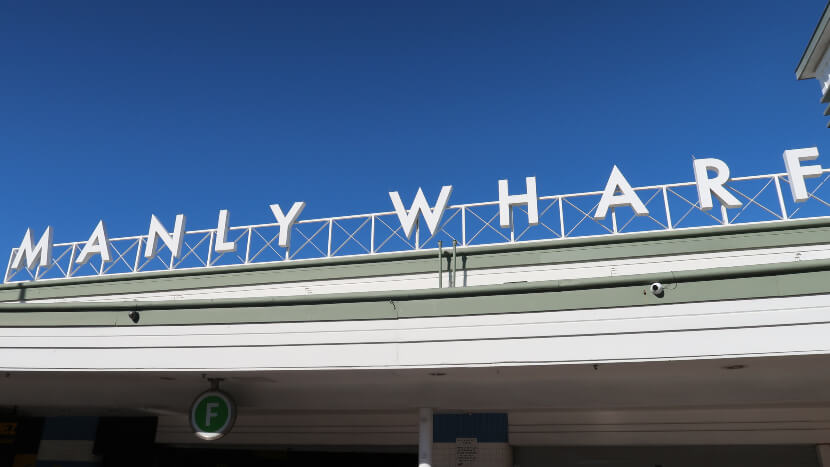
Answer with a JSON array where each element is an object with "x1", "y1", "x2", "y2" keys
[{"x1": 455, "y1": 437, "x2": 479, "y2": 466}]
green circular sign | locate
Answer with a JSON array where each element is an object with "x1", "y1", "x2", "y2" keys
[{"x1": 190, "y1": 390, "x2": 236, "y2": 440}]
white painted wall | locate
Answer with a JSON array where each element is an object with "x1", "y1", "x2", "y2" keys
[{"x1": 817, "y1": 46, "x2": 830, "y2": 95}]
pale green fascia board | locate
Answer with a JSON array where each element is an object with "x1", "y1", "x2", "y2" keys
[
  {"x1": 4, "y1": 218, "x2": 830, "y2": 302},
  {"x1": 1, "y1": 256, "x2": 829, "y2": 328},
  {"x1": 797, "y1": 1, "x2": 830, "y2": 80},
  {"x1": 3, "y1": 254, "x2": 828, "y2": 311},
  {"x1": 12, "y1": 217, "x2": 829, "y2": 289}
]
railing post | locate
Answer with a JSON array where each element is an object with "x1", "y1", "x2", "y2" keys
[
  {"x1": 370, "y1": 215, "x2": 376, "y2": 254},
  {"x1": 662, "y1": 186, "x2": 673, "y2": 229},
  {"x1": 4, "y1": 249, "x2": 16, "y2": 283},
  {"x1": 244, "y1": 227, "x2": 252, "y2": 264},
  {"x1": 774, "y1": 175, "x2": 788, "y2": 220},
  {"x1": 206, "y1": 231, "x2": 215, "y2": 267},
  {"x1": 133, "y1": 238, "x2": 143, "y2": 272},
  {"x1": 327, "y1": 219, "x2": 333, "y2": 257},
  {"x1": 461, "y1": 207, "x2": 467, "y2": 246},
  {"x1": 66, "y1": 243, "x2": 77, "y2": 278}
]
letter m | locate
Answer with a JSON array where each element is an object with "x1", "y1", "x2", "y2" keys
[{"x1": 10, "y1": 227, "x2": 54, "y2": 272}]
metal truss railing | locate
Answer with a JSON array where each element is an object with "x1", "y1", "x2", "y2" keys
[{"x1": 7, "y1": 169, "x2": 830, "y2": 283}]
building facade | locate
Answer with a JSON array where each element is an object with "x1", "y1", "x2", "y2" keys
[
  {"x1": 796, "y1": 1, "x2": 830, "y2": 125},
  {"x1": 5, "y1": 192, "x2": 830, "y2": 465},
  {"x1": 3, "y1": 4, "x2": 830, "y2": 462}
]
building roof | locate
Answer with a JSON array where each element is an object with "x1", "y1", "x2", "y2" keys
[
  {"x1": 797, "y1": 1, "x2": 830, "y2": 79},
  {"x1": 3, "y1": 217, "x2": 830, "y2": 327}
]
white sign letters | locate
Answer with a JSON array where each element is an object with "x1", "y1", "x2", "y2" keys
[
  {"x1": 269, "y1": 202, "x2": 306, "y2": 248},
  {"x1": 693, "y1": 158, "x2": 743, "y2": 211},
  {"x1": 144, "y1": 214, "x2": 187, "y2": 260},
  {"x1": 6, "y1": 147, "x2": 824, "y2": 281},
  {"x1": 215, "y1": 210, "x2": 236, "y2": 254},
  {"x1": 498, "y1": 177, "x2": 538, "y2": 228},
  {"x1": 10, "y1": 227, "x2": 53, "y2": 272},
  {"x1": 75, "y1": 220, "x2": 111, "y2": 265},
  {"x1": 594, "y1": 166, "x2": 648, "y2": 220},
  {"x1": 784, "y1": 147, "x2": 823, "y2": 203},
  {"x1": 389, "y1": 186, "x2": 453, "y2": 238}
]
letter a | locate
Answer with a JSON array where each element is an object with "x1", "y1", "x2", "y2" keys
[
  {"x1": 76, "y1": 220, "x2": 112, "y2": 265},
  {"x1": 594, "y1": 166, "x2": 649, "y2": 220}
]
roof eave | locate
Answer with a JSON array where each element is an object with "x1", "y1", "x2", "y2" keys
[{"x1": 796, "y1": 1, "x2": 830, "y2": 80}]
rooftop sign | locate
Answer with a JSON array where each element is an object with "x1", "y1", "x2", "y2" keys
[{"x1": 5, "y1": 147, "x2": 828, "y2": 283}]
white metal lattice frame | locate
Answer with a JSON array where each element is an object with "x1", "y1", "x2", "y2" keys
[{"x1": 6, "y1": 169, "x2": 830, "y2": 283}]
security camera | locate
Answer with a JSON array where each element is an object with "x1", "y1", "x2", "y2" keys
[
  {"x1": 128, "y1": 311, "x2": 140, "y2": 323},
  {"x1": 649, "y1": 282, "x2": 664, "y2": 297}
]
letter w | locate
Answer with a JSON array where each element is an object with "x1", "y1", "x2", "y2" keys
[{"x1": 389, "y1": 186, "x2": 453, "y2": 239}]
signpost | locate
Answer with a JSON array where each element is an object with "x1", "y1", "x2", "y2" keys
[{"x1": 190, "y1": 389, "x2": 236, "y2": 441}]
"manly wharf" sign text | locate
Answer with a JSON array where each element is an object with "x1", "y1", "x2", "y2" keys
[{"x1": 5, "y1": 147, "x2": 826, "y2": 283}]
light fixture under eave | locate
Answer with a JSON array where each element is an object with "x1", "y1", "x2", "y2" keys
[{"x1": 722, "y1": 364, "x2": 747, "y2": 370}]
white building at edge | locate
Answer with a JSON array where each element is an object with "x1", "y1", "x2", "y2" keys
[
  {"x1": 4, "y1": 6, "x2": 830, "y2": 467},
  {"x1": 797, "y1": 1, "x2": 830, "y2": 126}
]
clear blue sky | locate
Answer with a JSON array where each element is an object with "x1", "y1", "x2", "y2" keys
[{"x1": 1, "y1": 1, "x2": 828, "y2": 253}]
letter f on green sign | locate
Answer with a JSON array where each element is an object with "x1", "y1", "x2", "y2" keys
[
  {"x1": 191, "y1": 391, "x2": 234, "y2": 439},
  {"x1": 205, "y1": 402, "x2": 219, "y2": 426}
]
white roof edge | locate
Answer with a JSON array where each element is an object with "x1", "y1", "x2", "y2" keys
[{"x1": 797, "y1": 2, "x2": 830, "y2": 80}]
